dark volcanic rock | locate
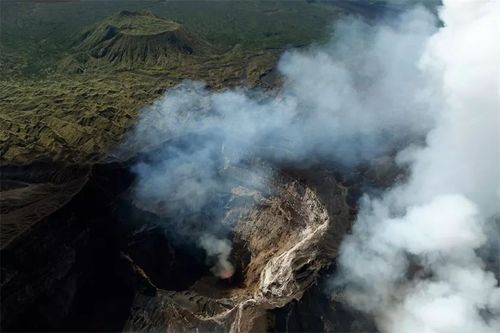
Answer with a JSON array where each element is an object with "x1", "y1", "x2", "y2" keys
[
  {"x1": 0, "y1": 163, "x2": 90, "y2": 248},
  {"x1": 0, "y1": 162, "x2": 134, "y2": 332}
]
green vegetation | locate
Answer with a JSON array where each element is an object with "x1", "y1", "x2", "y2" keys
[
  {"x1": 0, "y1": 1, "x2": 340, "y2": 77},
  {"x1": 1, "y1": 1, "x2": 341, "y2": 164}
]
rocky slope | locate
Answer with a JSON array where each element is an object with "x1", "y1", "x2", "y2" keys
[
  {"x1": 124, "y1": 176, "x2": 342, "y2": 332},
  {"x1": 0, "y1": 163, "x2": 90, "y2": 248}
]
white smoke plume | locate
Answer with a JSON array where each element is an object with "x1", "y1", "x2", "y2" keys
[
  {"x1": 127, "y1": 7, "x2": 438, "y2": 279},
  {"x1": 127, "y1": 4, "x2": 499, "y2": 327},
  {"x1": 199, "y1": 234, "x2": 235, "y2": 279},
  {"x1": 335, "y1": 1, "x2": 500, "y2": 332}
]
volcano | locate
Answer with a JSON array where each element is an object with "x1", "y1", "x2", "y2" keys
[{"x1": 67, "y1": 11, "x2": 213, "y2": 70}]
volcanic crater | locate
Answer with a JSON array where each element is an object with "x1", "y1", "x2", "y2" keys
[
  {"x1": 65, "y1": 10, "x2": 213, "y2": 71},
  {"x1": 0, "y1": 153, "x2": 382, "y2": 332}
]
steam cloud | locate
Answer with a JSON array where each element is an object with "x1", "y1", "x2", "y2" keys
[
  {"x1": 335, "y1": 1, "x2": 500, "y2": 332},
  {"x1": 128, "y1": 6, "x2": 435, "y2": 279},
  {"x1": 200, "y1": 234, "x2": 235, "y2": 279},
  {"x1": 127, "y1": 0, "x2": 499, "y2": 329}
]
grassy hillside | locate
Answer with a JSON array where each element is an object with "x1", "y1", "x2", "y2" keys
[
  {"x1": 1, "y1": 1, "x2": 342, "y2": 164},
  {"x1": 0, "y1": 0, "x2": 340, "y2": 77}
]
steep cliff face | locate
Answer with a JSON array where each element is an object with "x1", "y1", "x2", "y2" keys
[
  {"x1": 0, "y1": 163, "x2": 90, "y2": 248},
  {"x1": 0, "y1": 162, "x2": 134, "y2": 331},
  {"x1": 124, "y1": 176, "x2": 346, "y2": 332}
]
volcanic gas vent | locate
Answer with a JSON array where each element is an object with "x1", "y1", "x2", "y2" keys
[
  {"x1": 121, "y1": 173, "x2": 348, "y2": 333},
  {"x1": 69, "y1": 10, "x2": 212, "y2": 70}
]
